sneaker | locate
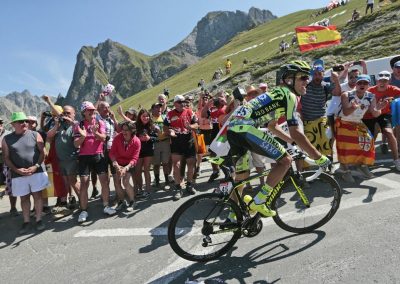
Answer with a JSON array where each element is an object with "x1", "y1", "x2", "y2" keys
[
  {"x1": 126, "y1": 201, "x2": 136, "y2": 212},
  {"x1": 382, "y1": 143, "x2": 389, "y2": 154},
  {"x1": 249, "y1": 201, "x2": 276, "y2": 218},
  {"x1": 9, "y1": 208, "x2": 19, "y2": 217},
  {"x1": 42, "y1": 206, "x2": 51, "y2": 215},
  {"x1": 19, "y1": 222, "x2": 31, "y2": 235},
  {"x1": 356, "y1": 165, "x2": 375, "y2": 179},
  {"x1": 35, "y1": 220, "x2": 45, "y2": 231},
  {"x1": 136, "y1": 190, "x2": 144, "y2": 197},
  {"x1": 115, "y1": 200, "x2": 125, "y2": 211},
  {"x1": 394, "y1": 159, "x2": 400, "y2": 171},
  {"x1": 78, "y1": 211, "x2": 88, "y2": 223},
  {"x1": 168, "y1": 175, "x2": 174, "y2": 183},
  {"x1": 139, "y1": 191, "x2": 151, "y2": 200},
  {"x1": 103, "y1": 206, "x2": 116, "y2": 216},
  {"x1": 173, "y1": 189, "x2": 183, "y2": 201},
  {"x1": 90, "y1": 187, "x2": 99, "y2": 199},
  {"x1": 186, "y1": 183, "x2": 196, "y2": 195},
  {"x1": 341, "y1": 171, "x2": 355, "y2": 183},
  {"x1": 207, "y1": 171, "x2": 220, "y2": 183},
  {"x1": 52, "y1": 205, "x2": 71, "y2": 215}
]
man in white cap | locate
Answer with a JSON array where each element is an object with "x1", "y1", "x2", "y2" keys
[
  {"x1": 363, "y1": 70, "x2": 400, "y2": 171},
  {"x1": 164, "y1": 95, "x2": 198, "y2": 200}
]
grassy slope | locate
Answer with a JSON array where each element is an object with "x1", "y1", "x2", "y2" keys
[{"x1": 113, "y1": 0, "x2": 399, "y2": 112}]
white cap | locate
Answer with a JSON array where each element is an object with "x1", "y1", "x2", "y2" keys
[
  {"x1": 174, "y1": 95, "x2": 186, "y2": 103},
  {"x1": 377, "y1": 70, "x2": 391, "y2": 81}
]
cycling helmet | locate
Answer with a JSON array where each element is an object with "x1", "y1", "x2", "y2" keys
[{"x1": 280, "y1": 60, "x2": 311, "y2": 96}]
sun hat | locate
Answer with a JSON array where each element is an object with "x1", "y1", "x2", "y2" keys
[
  {"x1": 11, "y1": 112, "x2": 28, "y2": 123},
  {"x1": 80, "y1": 101, "x2": 96, "y2": 112},
  {"x1": 102, "y1": 83, "x2": 115, "y2": 95},
  {"x1": 246, "y1": 85, "x2": 258, "y2": 96},
  {"x1": 377, "y1": 70, "x2": 391, "y2": 81},
  {"x1": 51, "y1": 105, "x2": 63, "y2": 116},
  {"x1": 356, "y1": 74, "x2": 371, "y2": 83},
  {"x1": 174, "y1": 95, "x2": 186, "y2": 103}
]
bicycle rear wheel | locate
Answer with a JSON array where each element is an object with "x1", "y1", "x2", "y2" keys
[
  {"x1": 272, "y1": 171, "x2": 342, "y2": 233},
  {"x1": 168, "y1": 193, "x2": 243, "y2": 262}
]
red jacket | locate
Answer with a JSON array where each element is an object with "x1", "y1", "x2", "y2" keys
[{"x1": 109, "y1": 133, "x2": 141, "y2": 167}]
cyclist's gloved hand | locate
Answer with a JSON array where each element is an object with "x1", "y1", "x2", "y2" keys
[
  {"x1": 315, "y1": 155, "x2": 331, "y2": 169},
  {"x1": 286, "y1": 143, "x2": 300, "y2": 157}
]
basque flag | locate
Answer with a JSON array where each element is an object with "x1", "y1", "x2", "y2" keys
[{"x1": 295, "y1": 25, "x2": 341, "y2": 52}]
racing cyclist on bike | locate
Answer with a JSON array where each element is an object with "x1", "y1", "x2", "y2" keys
[{"x1": 226, "y1": 60, "x2": 331, "y2": 217}]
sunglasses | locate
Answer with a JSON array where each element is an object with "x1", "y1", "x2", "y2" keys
[
  {"x1": 296, "y1": 75, "x2": 310, "y2": 81},
  {"x1": 356, "y1": 81, "x2": 369, "y2": 85},
  {"x1": 378, "y1": 73, "x2": 390, "y2": 79},
  {"x1": 63, "y1": 111, "x2": 71, "y2": 115},
  {"x1": 16, "y1": 120, "x2": 29, "y2": 124}
]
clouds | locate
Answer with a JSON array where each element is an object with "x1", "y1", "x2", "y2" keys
[{"x1": 2, "y1": 50, "x2": 73, "y2": 96}]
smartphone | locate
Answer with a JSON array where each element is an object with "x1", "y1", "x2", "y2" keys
[{"x1": 332, "y1": 65, "x2": 344, "y2": 72}]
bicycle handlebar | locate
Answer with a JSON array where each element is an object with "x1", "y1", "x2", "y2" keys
[{"x1": 303, "y1": 156, "x2": 324, "y2": 182}]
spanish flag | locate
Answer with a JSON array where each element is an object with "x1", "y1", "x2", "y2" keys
[{"x1": 295, "y1": 25, "x2": 341, "y2": 52}]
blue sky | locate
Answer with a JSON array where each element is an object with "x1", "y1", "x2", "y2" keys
[{"x1": 0, "y1": 0, "x2": 330, "y2": 97}]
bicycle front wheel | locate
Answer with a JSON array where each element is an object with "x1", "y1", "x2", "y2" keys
[
  {"x1": 272, "y1": 171, "x2": 342, "y2": 234},
  {"x1": 168, "y1": 193, "x2": 243, "y2": 262}
]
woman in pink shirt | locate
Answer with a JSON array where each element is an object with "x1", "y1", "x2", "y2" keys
[
  {"x1": 74, "y1": 101, "x2": 116, "y2": 223},
  {"x1": 109, "y1": 121, "x2": 141, "y2": 211}
]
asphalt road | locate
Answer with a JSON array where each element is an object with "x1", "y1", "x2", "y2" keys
[{"x1": 1, "y1": 140, "x2": 400, "y2": 284}]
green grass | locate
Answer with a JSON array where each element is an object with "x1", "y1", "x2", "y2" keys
[{"x1": 112, "y1": 0, "x2": 400, "y2": 113}]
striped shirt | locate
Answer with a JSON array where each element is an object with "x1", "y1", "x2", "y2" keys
[{"x1": 301, "y1": 82, "x2": 333, "y2": 121}]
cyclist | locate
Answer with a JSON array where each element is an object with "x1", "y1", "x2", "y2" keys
[{"x1": 226, "y1": 60, "x2": 331, "y2": 217}]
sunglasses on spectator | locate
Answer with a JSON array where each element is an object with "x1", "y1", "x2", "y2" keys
[
  {"x1": 378, "y1": 74, "x2": 390, "y2": 79},
  {"x1": 356, "y1": 81, "x2": 369, "y2": 85},
  {"x1": 63, "y1": 111, "x2": 71, "y2": 115},
  {"x1": 16, "y1": 120, "x2": 29, "y2": 124}
]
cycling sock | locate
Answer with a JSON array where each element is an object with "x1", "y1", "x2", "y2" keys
[
  {"x1": 254, "y1": 184, "x2": 273, "y2": 204},
  {"x1": 228, "y1": 211, "x2": 236, "y2": 222}
]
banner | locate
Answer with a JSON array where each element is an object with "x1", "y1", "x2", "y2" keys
[{"x1": 296, "y1": 25, "x2": 341, "y2": 52}]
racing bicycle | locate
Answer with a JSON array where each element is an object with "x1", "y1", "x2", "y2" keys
[{"x1": 168, "y1": 153, "x2": 342, "y2": 262}]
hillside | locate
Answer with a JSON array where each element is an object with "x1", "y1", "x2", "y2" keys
[
  {"x1": 60, "y1": 8, "x2": 276, "y2": 109},
  {"x1": 114, "y1": 0, "x2": 400, "y2": 111}
]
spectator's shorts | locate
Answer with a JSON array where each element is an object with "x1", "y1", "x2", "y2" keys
[
  {"x1": 59, "y1": 159, "x2": 78, "y2": 176},
  {"x1": 363, "y1": 114, "x2": 392, "y2": 136},
  {"x1": 153, "y1": 140, "x2": 171, "y2": 165},
  {"x1": 78, "y1": 154, "x2": 108, "y2": 176},
  {"x1": 104, "y1": 148, "x2": 116, "y2": 175},
  {"x1": 199, "y1": 129, "x2": 213, "y2": 146},
  {"x1": 11, "y1": 172, "x2": 49, "y2": 197},
  {"x1": 170, "y1": 134, "x2": 196, "y2": 158}
]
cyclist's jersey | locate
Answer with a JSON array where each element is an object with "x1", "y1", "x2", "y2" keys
[{"x1": 228, "y1": 87, "x2": 298, "y2": 129}]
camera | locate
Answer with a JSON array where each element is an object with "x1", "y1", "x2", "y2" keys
[
  {"x1": 213, "y1": 98, "x2": 220, "y2": 107},
  {"x1": 332, "y1": 65, "x2": 344, "y2": 72},
  {"x1": 163, "y1": 88, "x2": 169, "y2": 98},
  {"x1": 232, "y1": 87, "x2": 246, "y2": 102}
]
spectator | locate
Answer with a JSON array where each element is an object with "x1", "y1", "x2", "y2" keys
[
  {"x1": 336, "y1": 75, "x2": 386, "y2": 181},
  {"x1": 363, "y1": 71, "x2": 400, "y2": 171},
  {"x1": 301, "y1": 64, "x2": 341, "y2": 171},
  {"x1": 202, "y1": 92, "x2": 227, "y2": 182},
  {"x1": 351, "y1": 9, "x2": 360, "y2": 22},
  {"x1": 225, "y1": 59, "x2": 232, "y2": 75},
  {"x1": 198, "y1": 78, "x2": 205, "y2": 88},
  {"x1": 117, "y1": 106, "x2": 137, "y2": 123},
  {"x1": 158, "y1": 93, "x2": 170, "y2": 117},
  {"x1": 135, "y1": 109, "x2": 158, "y2": 199},
  {"x1": 2, "y1": 112, "x2": 48, "y2": 234},
  {"x1": 195, "y1": 92, "x2": 212, "y2": 178},
  {"x1": 259, "y1": 83, "x2": 269, "y2": 93},
  {"x1": 0, "y1": 118, "x2": 17, "y2": 216},
  {"x1": 291, "y1": 34, "x2": 298, "y2": 46},
  {"x1": 109, "y1": 121, "x2": 140, "y2": 211},
  {"x1": 366, "y1": 0, "x2": 374, "y2": 14},
  {"x1": 390, "y1": 60, "x2": 400, "y2": 88},
  {"x1": 151, "y1": 103, "x2": 171, "y2": 188},
  {"x1": 74, "y1": 101, "x2": 116, "y2": 223},
  {"x1": 164, "y1": 95, "x2": 198, "y2": 200},
  {"x1": 46, "y1": 105, "x2": 80, "y2": 213}
]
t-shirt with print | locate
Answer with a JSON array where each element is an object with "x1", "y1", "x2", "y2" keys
[
  {"x1": 364, "y1": 85, "x2": 400, "y2": 119},
  {"x1": 163, "y1": 108, "x2": 198, "y2": 135},
  {"x1": 152, "y1": 115, "x2": 168, "y2": 141},
  {"x1": 338, "y1": 91, "x2": 374, "y2": 122},
  {"x1": 74, "y1": 118, "x2": 105, "y2": 155}
]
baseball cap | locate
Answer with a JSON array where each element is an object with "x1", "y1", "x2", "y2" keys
[
  {"x1": 151, "y1": 103, "x2": 162, "y2": 109},
  {"x1": 27, "y1": 116, "x2": 37, "y2": 122},
  {"x1": 80, "y1": 101, "x2": 96, "y2": 112},
  {"x1": 394, "y1": 61, "x2": 400, "y2": 68},
  {"x1": 174, "y1": 95, "x2": 186, "y2": 103},
  {"x1": 126, "y1": 107, "x2": 137, "y2": 114},
  {"x1": 377, "y1": 70, "x2": 391, "y2": 80},
  {"x1": 185, "y1": 95, "x2": 194, "y2": 101},
  {"x1": 356, "y1": 74, "x2": 371, "y2": 83},
  {"x1": 11, "y1": 112, "x2": 28, "y2": 123},
  {"x1": 313, "y1": 65, "x2": 325, "y2": 72}
]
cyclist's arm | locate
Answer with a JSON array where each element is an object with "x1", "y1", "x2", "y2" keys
[
  {"x1": 288, "y1": 126, "x2": 321, "y2": 160},
  {"x1": 267, "y1": 120, "x2": 294, "y2": 144}
]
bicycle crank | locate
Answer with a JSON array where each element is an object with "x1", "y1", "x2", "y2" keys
[{"x1": 242, "y1": 216, "x2": 263, "y2": 238}]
